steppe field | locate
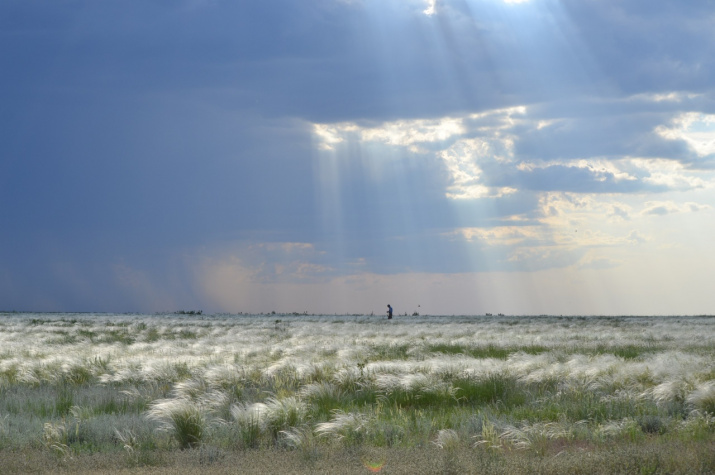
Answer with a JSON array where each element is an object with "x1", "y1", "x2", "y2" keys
[{"x1": 0, "y1": 312, "x2": 714, "y2": 474}]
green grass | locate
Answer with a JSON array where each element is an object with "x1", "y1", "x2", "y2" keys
[{"x1": 453, "y1": 373, "x2": 527, "y2": 407}]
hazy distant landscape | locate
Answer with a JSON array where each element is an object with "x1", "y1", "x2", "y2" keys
[{"x1": 1, "y1": 313, "x2": 713, "y2": 473}]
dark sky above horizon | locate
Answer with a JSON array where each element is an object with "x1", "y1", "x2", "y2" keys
[{"x1": 2, "y1": 0, "x2": 714, "y2": 315}]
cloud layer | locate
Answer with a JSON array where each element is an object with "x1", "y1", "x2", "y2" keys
[{"x1": 1, "y1": 0, "x2": 714, "y2": 314}]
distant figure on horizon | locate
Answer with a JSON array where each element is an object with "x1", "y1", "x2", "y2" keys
[{"x1": 387, "y1": 304, "x2": 393, "y2": 320}]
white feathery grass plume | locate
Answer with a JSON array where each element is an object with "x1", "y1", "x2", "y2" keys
[
  {"x1": 230, "y1": 402, "x2": 268, "y2": 426},
  {"x1": 145, "y1": 397, "x2": 207, "y2": 449},
  {"x1": 315, "y1": 411, "x2": 369, "y2": 440},
  {"x1": 374, "y1": 374, "x2": 402, "y2": 393},
  {"x1": 433, "y1": 429, "x2": 460, "y2": 451},
  {"x1": 595, "y1": 418, "x2": 640, "y2": 440},
  {"x1": 262, "y1": 397, "x2": 308, "y2": 432},
  {"x1": 498, "y1": 421, "x2": 578, "y2": 450},
  {"x1": 203, "y1": 364, "x2": 247, "y2": 389},
  {"x1": 173, "y1": 378, "x2": 209, "y2": 400},
  {"x1": 114, "y1": 428, "x2": 139, "y2": 456},
  {"x1": 686, "y1": 380, "x2": 715, "y2": 413},
  {"x1": 599, "y1": 388, "x2": 644, "y2": 404},
  {"x1": 333, "y1": 367, "x2": 364, "y2": 388},
  {"x1": 0, "y1": 414, "x2": 8, "y2": 438},
  {"x1": 69, "y1": 405, "x2": 93, "y2": 422},
  {"x1": 300, "y1": 381, "x2": 343, "y2": 401},
  {"x1": 18, "y1": 368, "x2": 41, "y2": 386},
  {"x1": 648, "y1": 378, "x2": 695, "y2": 404},
  {"x1": 42, "y1": 421, "x2": 71, "y2": 459},
  {"x1": 198, "y1": 390, "x2": 230, "y2": 415},
  {"x1": 120, "y1": 386, "x2": 142, "y2": 400},
  {"x1": 279, "y1": 426, "x2": 316, "y2": 450},
  {"x1": 401, "y1": 373, "x2": 432, "y2": 391}
]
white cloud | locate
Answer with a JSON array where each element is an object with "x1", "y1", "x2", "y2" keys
[
  {"x1": 314, "y1": 116, "x2": 466, "y2": 152},
  {"x1": 312, "y1": 106, "x2": 526, "y2": 199},
  {"x1": 312, "y1": 105, "x2": 715, "y2": 203},
  {"x1": 627, "y1": 91, "x2": 702, "y2": 103},
  {"x1": 313, "y1": 123, "x2": 358, "y2": 151},
  {"x1": 655, "y1": 112, "x2": 715, "y2": 157},
  {"x1": 361, "y1": 117, "x2": 465, "y2": 150},
  {"x1": 440, "y1": 138, "x2": 516, "y2": 199},
  {"x1": 309, "y1": 105, "x2": 715, "y2": 278},
  {"x1": 447, "y1": 226, "x2": 540, "y2": 246},
  {"x1": 423, "y1": 0, "x2": 436, "y2": 16},
  {"x1": 641, "y1": 200, "x2": 712, "y2": 217}
]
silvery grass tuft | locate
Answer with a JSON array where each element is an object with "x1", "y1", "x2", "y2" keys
[
  {"x1": 498, "y1": 420, "x2": 583, "y2": 454},
  {"x1": 279, "y1": 426, "x2": 320, "y2": 461},
  {"x1": 146, "y1": 397, "x2": 206, "y2": 449},
  {"x1": 262, "y1": 397, "x2": 308, "y2": 438},
  {"x1": 433, "y1": 429, "x2": 460, "y2": 451},
  {"x1": 595, "y1": 418, "x2": 643, "y2": 442},
  {"x1": 114, "y1": 428, "x2": 140, "y2": 465},
  {"x1": 42, "y1": 421, "x2": 71, "y2": 459},
  {"x1": 315, "y1": 410, "x2": 370, "y2": 444},
  {"x1": 0, "y1": 414, "x2": 7, "y2": 440},
  {"x1": 687, "y1": 380, "x2": 715, "y2": 414},
  {"x1": 230, "y1": 402, "x2": 265, "y2": 448},
  {"x1": 229, "y1": 397, "x2": 307, "y2": 444}
]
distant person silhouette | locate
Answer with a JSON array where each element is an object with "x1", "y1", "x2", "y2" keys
[{"x1": 387, "y1": 304, "x2": 393, "y2": 320}]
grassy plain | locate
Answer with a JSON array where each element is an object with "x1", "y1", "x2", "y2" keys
[{"x1": 0, "y1": 313, "x2": 713, "y2": 474}]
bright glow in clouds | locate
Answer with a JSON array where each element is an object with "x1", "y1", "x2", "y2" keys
[
  {"x1": 314, "y1": 116, "x2": 466, "y2": 153},
  {"x1": 314, "y1": 107, "x2": 526, "y2": 198},
  {"x1": 299, "y1": 103, "x2": 715, "y2": 314},
  {"x1": 193, "y1": 101, "x2": 715, "y2": 315},
  {"x1": 656, "y1": 113, "x2": 715, "y2": 158},
  {"x1": 313, "y1": 106, "x2": 714, "y2": 199}
]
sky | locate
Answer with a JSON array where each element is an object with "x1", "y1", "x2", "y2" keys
[{"x1": 1, "y1": 0, "x2": 714, "y2": 316}]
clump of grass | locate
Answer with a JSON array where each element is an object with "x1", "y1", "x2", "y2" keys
[
  {"x1": 55, "y1": 387, "x2": 74, "y2": 416},
  {"x1": 433, "y1": 428, "x2": 460, "y2": 451},
  {"x1": 315, "y1": 410, "x2": 370, "y2": 445},
  {"x1": 100, "y1": 329, "x2": 135, "y2": 345},
  {"x1": 227, "y1": 396, "x2": 308, "y2": 447},
  {"x1": 279, "y1": 426, "x2": 320, "y2": 460},
  {"x1": 262, "y1": 397, "x2": 308, "y2": 439},
  {"x1": 473, "y1": 417, "x2": 503, "y2": 450},
  {"x1": 498, "y1": 420, "x2": 583, "y2": 455},
  {"x1": 376, "y1": 375, "x2": 459, "y2": 410},
  {"x1": 43, "y1": 420, "x2": 71, "y2": 459},
  {"x1": 679, "y1": 411, "x2": 715, "y2": 441},
  {"x1": 146, "y1": 398, "x2": 206, "y2": 449},
  {"x1": 687, "y1": 381, "x2": 715, "y2": 414},
  {"x1": 145, "y1": 326, "x2": 161, "y2": 342},
  {"x1": 230, "y1": 402, "x2": 264, "y2": 448},
  {"x1": 370, "y1": 343, "x2": 412, "y2": 361},
  {"x1": 429, "y1": 343, "x2": 514, "y2": 359},
  {"x1": 453, "y1": 372, "x2": 524, "y2": 407}
]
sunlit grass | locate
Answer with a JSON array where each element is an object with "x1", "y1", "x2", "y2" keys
[{"x1": 0, "y1": 312, "x2": 713, "y2": 472}]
